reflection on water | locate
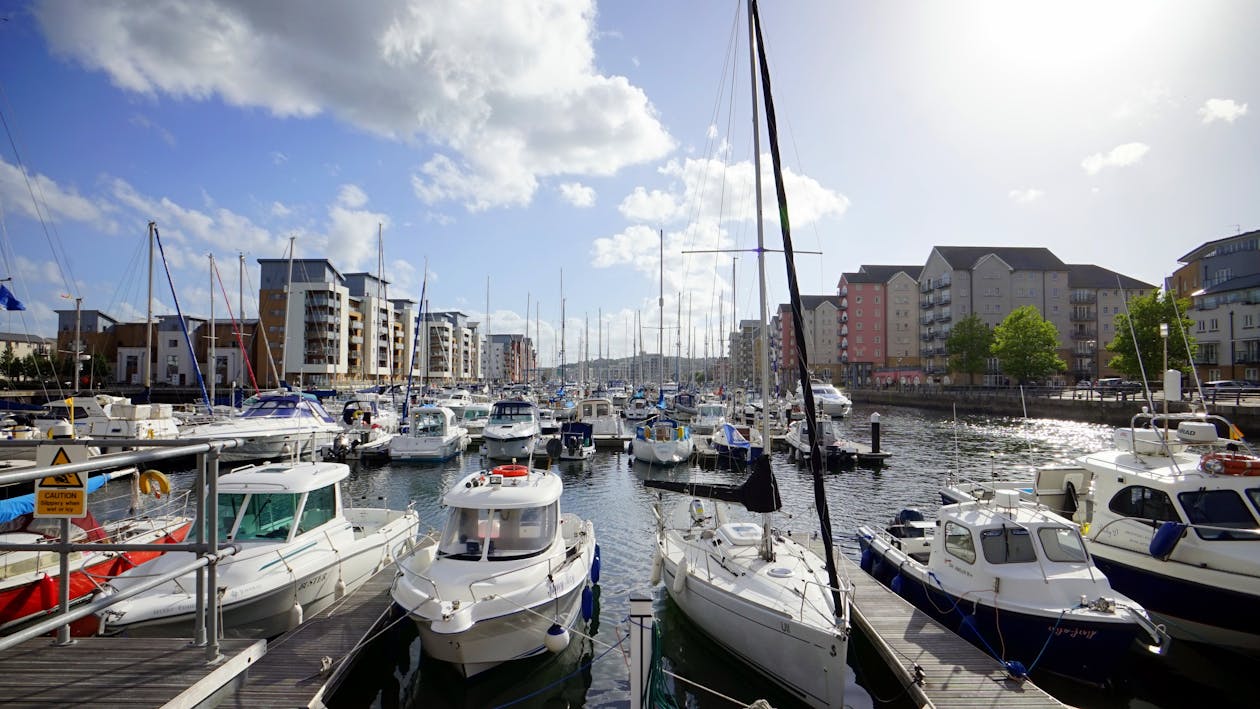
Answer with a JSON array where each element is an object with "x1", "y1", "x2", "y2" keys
[{"x1": 236, "y1": 403, "x2": 1260, "y2": 708}]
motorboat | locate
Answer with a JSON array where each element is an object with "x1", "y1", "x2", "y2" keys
[
  {"x1": 321, "y1": 393, "x2": 400, "y2": 461},
  {"x1": 785, "y1": 416, "x2": 858, "y2": 464},
  {"x1": 947, "y1": 412, "x2": 1260, "y2": 651},
  {"x1": 857, "y1": 492, "x2": 1167, "y2": 685},
  {"x1": 0, "y1": 470, "x2": 192, "y2": 633},
  {"x1": 33, "y1": 395, "x2": 180, "y2": 450},
  {"x1": 807, "y1": 380, "x2": 852, "y2": 418},
  {"x1": 391, "y1": 464, "x2": 598, "y2": 677},
  {"x1": 180, "y1": 392, "x2": 343, "y2": 462},
  {"x1": 99, "y1": 460, "x2": 420, "y2": 638},
  {"x1": 458, "y1": 402, "x2": 492, "y2": 436},
  {"x1": 481, "y1": 400, "x2": 541, "y2": 461},
  {"x1": 709, "y1": 422, "x2": 762, "y2": 466},
  {"x1": 622, "y1": 394, "x2": 654, "y2": 422},
  {"x1": 537, "y1": 407, "x2": 560, "y2": 436},
  {"x1": 630, "y1": 417, "x2": 693, "y2": 466},
  {"x1": 389, "y1": 406, "x2": 469, "y2": 463},
  {"x1": 575, "y1": 397, "x2": 620, "y2": 438},
  {"x1": 646, "y1": 459, "x2": 851, "y2": 708},
  {"x1": 690, "y1": 402, "x2": 726, "y2": 436},
  {"x1": 556, "y1": 421, "x2": 595, "y2": 460}
]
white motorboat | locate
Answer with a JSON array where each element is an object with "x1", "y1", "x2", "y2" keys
[
  {"x1": 807, "y1": 380, "x2": 852, "y2": 418},
  {"x1": 690, "y1": 402, "x2": 726, "y2": 436},
  {"x1": 320, "y1": 393, "x2": 400, "y2": 461},
  {"x1": 948, "y1": 412, "x2": 1260, "y2": 651},
  {"x1": 857, "y1": 491, "x2": 1166, "y2": 685},
  {"x1": 99, "y1": 460, "x2": 420, "y2": 638},
  {"x1": 622, "y1": 395, "x2": 654, "y2": 422},
  {"x1": 458, "y1": 402, "x2": 492, "y2": 435},
  {"x1": 647, "y1": 461, "x2": 851, "y2": 708},
  {"x1": 556, "y1": 421, "x2": 595, "y2": 460},
  {"x1": 389, "y1": 406, "x2": 469, "y2": 463},
  {"x1": 34, "y1": 395, "x2": 180, "y2": 449},
  {"x1": 482, "y1": 400, "x2": 540, "y2": 461},
  {"x1": 630, "y1": 417, "x2": 693, "y2": 466},
  {"x1": 575, "y1": 397, "x2": 621, "y2": 437},
  {"x1": 391, "y1": 464, "x2": 598, "y2": 677},
  {"x1": 784, "y1": 416, "x2": 858, "y2": 464},
  {"x1": 180, "y1": 392, "x2": 343, "y2": 462}
]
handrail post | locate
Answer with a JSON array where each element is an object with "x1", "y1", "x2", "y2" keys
[
  {"x1": 206, "y1": 444, "x2": 221, "y2": 662},
  {"x1": 193, "y1": 449, "x2": 207, "y2": 646},
  {"x1": 628, "y1": 594, "x2": 652, "y2": 709},
  {"x1": 55, "y1": 517, "x2": 73, "y2": 646}
]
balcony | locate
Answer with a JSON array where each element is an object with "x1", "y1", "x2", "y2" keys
[
  {"x1": 1070, "y1": 292, "x2": 1097, "y2": 304},
  {"x1": 1070, "y1": 329, "x2": 1098, "y2": 341},
  {"x1": 921, "y1": 333, "x2": 933, "y2": 342},
  {"x1": 1070, "y1": 309, "x2": 1097, "y2": 322},
  {"x1": 920, "y1": 315, "x2": 934, "y2": 326},
  {"x1": 1193, "y1": 355, "x2": 1218, "y2": 365},
  {"x1": 935, "y1": 311, "x2": 952, "y2": 323},
  {"x1": 920, "y1": 281, "x2": 932, "y2": 293},
  {"x1": 938, "y1": 293, "x2": 951, "y2": 305}
]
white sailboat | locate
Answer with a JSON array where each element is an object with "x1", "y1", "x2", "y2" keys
[
  {"x1": 646, "y1": 3, "x2": 851, "y2": 705},
  {"x1": 631, "y1": 231, "x2": 693, "y2": 466}
]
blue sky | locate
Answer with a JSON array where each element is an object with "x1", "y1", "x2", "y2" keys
[{"x1": 0, "y1": 0, "x2": 1256, "y2": 367}]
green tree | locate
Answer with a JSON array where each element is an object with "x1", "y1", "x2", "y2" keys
[
  {"x1": 0, "y1": 344, "x2": 14, "y2": 381},
  {"x1": 945, "y1": 314, "x2": 993, "y2": 385},
  {"x1": 1106, "y1": 290, "x2": 1196, "y2": 380},
  {"x1": 992, "y1": 306, "x2": 1066, "y2": 384}
]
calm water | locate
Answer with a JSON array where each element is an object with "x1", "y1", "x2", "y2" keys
[{"x1": 159, "y1": 404, "x2": 1260, "y2": 708}]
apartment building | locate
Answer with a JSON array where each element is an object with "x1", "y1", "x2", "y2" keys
[
  {"x1": 1064, "y1": 265, "x2": 1156, "y2": 383},
  {"x1": 777, "y1": 295, "x2": 843, "y2": 392},
  {"x1": 419, "y1": 311, "x2": 482, "y2": 385},
  {"x1": 1174, "y1": 229, "x2": 1260, "y2": 382},
  {"x1": 487, "y1": 333, "x2": 535, "y2": 384},
  {"x1": 837, "y1": 265, "x2": 922, "y2": 386}
]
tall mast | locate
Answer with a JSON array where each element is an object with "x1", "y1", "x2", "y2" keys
[
  {"x1": 598, "y1": 308, "x2": 602, "y2": 387},
  {"x1": 731, "y1": 257, "x2": 737, "y2": 389},
  {"x1": 485, "y1": 276, "x2": 490, "y2": 387},
  {"x1": 281, "y1": 235, "x2": 295, "y2": 388},
  {"x1": 208, "y1": 253, "x2": 216, "y2": 408},
  {"x1": 535, "y1": 301, "x2": 540, "y2": 385},
  {"x1": 144, "y1": 222, "x2": 154, "y2": 391},
  {"x1": 658, "y1": 230, "x2": 665, "y2": 392},
  {"x1": 560, "y1": 270, "x2": 566, "y2": 384},
  {"x1": 747, "y1": 0, "x2": 773, "y2": 562}
]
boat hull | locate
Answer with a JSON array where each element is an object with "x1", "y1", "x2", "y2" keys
[
  {"x1": 389, "y1": 435, "x2": 466, "y2": 463},
  {"x1": 858, "y1": 535, "x2": 1141, "y2": 685},
  {"x1": 483, "y1": 435, "x2": 537, "y2": 461}
]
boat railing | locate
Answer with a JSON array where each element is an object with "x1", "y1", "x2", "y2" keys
[{"x1": 465, "y1": 539, "x2": 588, "y2": 600}]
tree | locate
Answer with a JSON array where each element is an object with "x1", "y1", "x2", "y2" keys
[
  {"x1": 992, "y1": 305, "x2": 1066, "y2": 384},
  {"x1": 1106, "y1": 290, "x2": 1196, "y2": 380},
  {"x1": 946, "y1": 314, "x2": 993, "y2": 384}
]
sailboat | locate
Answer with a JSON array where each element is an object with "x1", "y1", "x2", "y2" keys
[
  {"x1": 645, "y1": 3, "x2": 851, "y2": 706},
  {"x1": 630, "y1": 231, "x2": 694, "y2": 466}
]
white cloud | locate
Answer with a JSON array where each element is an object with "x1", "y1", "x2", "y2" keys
[
  {"x1": 1081, "y1": 142, "x2": 1150, "y2": 175},
  {"x1": 1008, "y1": 188, "x2": 1044, "y2": 204},
  {"x1": 1199, "y1": 98, "x2": 1248, "y2": 124},
  {"x1": 0, "y1": 157, "x2": 114, "y2": 228},
  {"x1": 618, "y1": 187, "x2": 678, "y2": 223},
  {"x1": 129, "y1": 113, "x2": 176, "y2": 146},
  {"x1": 270, "y1": 151, "x2": 288, "y2": 165},
  {"x1": 558, "y1": 182, "x2": 596, "y2": 208},
  {"x1": 337, "y1": 184, "x2": 368, "y2": 209},
  {"x1": 35, "y1": 0, "x2": 674, "y2": 212},
  {"x1": 270, "y1": 201, "x2": 291, "y2": 217}
]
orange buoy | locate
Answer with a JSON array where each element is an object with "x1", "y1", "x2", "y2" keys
[{"x1": 492, "y1": 464, "x2": 529, "y2": 477}]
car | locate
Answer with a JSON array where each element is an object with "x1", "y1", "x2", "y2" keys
[
  {"x1": 1205, "y1": 379, "x2": 1250, "y2": 391},
  {"x1": 1095, "y1": 378, "x2": 1141, "y2": 393}
]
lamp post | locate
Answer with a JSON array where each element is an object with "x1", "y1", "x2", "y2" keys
[{"x1": 1160, "y1": 322, "x2": 1169, "y2": 418}]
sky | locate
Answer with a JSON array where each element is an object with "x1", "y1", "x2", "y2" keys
[{"x1": 0, "y1": 0, "x2": 1256, "y2": 367}]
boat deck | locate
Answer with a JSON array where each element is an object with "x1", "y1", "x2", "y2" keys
[
  {"x1": 825, "y1": 547, "x2": 1067, "y2": 709},
  {"x1": 231, "y1": 564, "x2": 399, "y2": 707},
  {"x1": 0, "y1": 636, "x2": 263, "y2": 708}
]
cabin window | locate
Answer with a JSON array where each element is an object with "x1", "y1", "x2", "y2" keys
[
  {"x1": 980, "y1": 527, "x2": 1036, "y2": 564},
  {"x1": 488, "y1": 504, "x2": 558, "y2": 560},
  {"x1": 1178, "y1": 490, "x2": 1260, "y2": 541},
  {"x1": 439, "y1": 507, "x2": 492, "y2": 559},
  {"x1": 298, "y1": 485, "x2": 337, "y2": 534},
  {"x1": 223, "y1": 492, "x2": 298, "y2": 541},
  {"x1": 943, "y1": 521, "x2": 976, "y2": 564},
  {"x1": 1108, "y1": 486, "x2": 1180, "y2": 526},
  {"x1": 1037, "y1": 527, "x2": 1088, "y2": 563}
]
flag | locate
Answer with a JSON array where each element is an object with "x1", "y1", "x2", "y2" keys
[
  {"x1": 1230, "y1": 423, "x2": 1244, "y2": 441},
  {"x1": 0, "y1": 285, "x2": 25, "y2": 311}
]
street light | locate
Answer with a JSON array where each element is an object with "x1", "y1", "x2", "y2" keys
[{"x1": 1160, "y1": 322, "x2": 1169, "y2": 418}]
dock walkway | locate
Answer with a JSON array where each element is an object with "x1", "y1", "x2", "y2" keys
[
  {"x1": 832, "y1": 550, "x2": 1066, "y2": 709},
  {"x1": 231, "y1": 564, "x2": 399, "y2": 708}
]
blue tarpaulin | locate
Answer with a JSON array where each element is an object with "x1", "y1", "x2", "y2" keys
[{"x1": 0, "y1": 474, "x2": 109, "y2": 524}]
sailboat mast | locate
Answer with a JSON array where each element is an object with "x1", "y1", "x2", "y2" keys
[
  {"x1": 731, "y1": 258, "x2": 737, "y2": 390},
  {"x1": 281, "y1": 235, "x2": 295, "y2": 388},
  {"x1": 209, "y1": 253, "x2": 216, "y2": 408},
  {"x1": 658, "y1": 230, "x2": 665, "y2": 393},
  {"x1": 145, "y1": 222, "x2": 154, "y2": 391},
  {"x1": 484, "y1": 276, "x2": 490, "y2": 387},
  {"x1": 560, "y1": 270, "x2": 566, "y2": 384},
  {"x1": 748, "y1": 7, "x2": 771, "y2": 448}
]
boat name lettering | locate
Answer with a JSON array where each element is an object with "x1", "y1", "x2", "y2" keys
[
  {"x1": 297, "y1": 571, "x2": 329, "y2": 591},
  {"x1": 1047, "y1": 625, "x2": 1097, "y2": 640}
]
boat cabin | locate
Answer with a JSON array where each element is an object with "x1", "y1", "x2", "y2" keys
[
  {"x1": 489, "y1": 401, "x2": 537, "y2": 424},
  {"x1": 411, "y1": 407, "x2": 457, "y2": 437},
  {"x1": 214, "y1": 461, "x2": 346, "y2": 544},
  {"x1": 437, "y1": 469, "x2": 563, "y2": 562},
  {"x1": 243, "y1": 393, "x2": 337, "y2": 424}
]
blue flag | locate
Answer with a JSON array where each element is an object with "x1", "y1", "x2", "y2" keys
[{"x1": 0, "y1": 285, "x2": 25, "y2": 311}]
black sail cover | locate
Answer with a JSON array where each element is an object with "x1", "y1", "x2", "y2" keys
[{"x1": 643, "y1": 455, "x2": 781, "y2": 513}]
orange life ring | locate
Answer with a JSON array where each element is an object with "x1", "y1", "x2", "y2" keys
[
  {"x1": 1201, "y1": 451, "x2": 1260, "y2": 476},
  {"x1": 492, "y1": 464, "x2": 529, "y2": 477}
]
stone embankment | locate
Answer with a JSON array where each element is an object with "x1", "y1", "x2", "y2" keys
[{"x1": 850, "y1": 387, "x2": 1260, "y2": 432}]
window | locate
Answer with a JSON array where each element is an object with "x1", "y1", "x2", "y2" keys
[
  {"x1": 223, "y1": 492, "x2": 298, "y2": 542},
  {"x1": 168, "y1": 339, "x2": 178, "y2": 348},
  {"x1": 439, "y1": 506, "x2": 492, "y2": 559},
  {"x1": 1246, "y1": 315, "x2": 1255, "y2": 329},
  {"x1": 1108, "y1": 486, "x2": 1180, "y2": 525},
  {"x1": 298, "y1": 485, "x2": 337, "y2": 533},
  {"x1": 1038, "y1": 527, "x2": 1088, "y2": 562},
  {"x1": 1179, "y1": 490, "x2": 1260, "y2": 540},
  {"x1": 488, "y1": 504, "x2": 558, "y2": 560},
  {"x1": 1210, "y1": 318, "x2": 1220, "y2": 332},
  {"x1": 980, "y1": 527, "x2": 1036, "y2": 564},
  {"x1": 855, "y1": 296, "x2": 863, "y2": 304},
  {"x1": 944, "y1": 521, "x2": 976, "y2": 563}
]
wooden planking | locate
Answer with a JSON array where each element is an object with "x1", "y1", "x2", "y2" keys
[
  {"x1": 0, "y1": 637, "x2": 262, "y2": 708},
  {"x1": 232, "y1": 564, "x2": 399, "y2": 707},
  {"x1": 836, "y1": 552, "x2": 1067, "y2": 709}
]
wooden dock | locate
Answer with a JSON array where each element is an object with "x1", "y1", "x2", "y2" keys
[
  {"x1": 833, "y1": 551, "x2": 1066, "y2": 708},
  {"x1": 231, "y1": 565, "x2": 399, "y2": 708},
  {"x1": 0, "y1": 636, "x2": 263, "y2": 708}
]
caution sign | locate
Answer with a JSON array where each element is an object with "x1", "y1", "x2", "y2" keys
[{"x1": 35, "y1": 445, "x2": 89, "y2": 518}]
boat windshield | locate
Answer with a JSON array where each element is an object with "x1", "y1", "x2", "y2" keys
[
  {"x1": 1037, "y1": 526, "x2": 1088, "y2": 563},
  {"x1": 437, "y1": 503, "x2": 558, "y2": 560},
  {"x1": 1179, "y1": 490, "x2": 1260, "y2": 541},
  {"x1": 218, "y1": 492, "x2": 299, "y2": 542},
  {"x1": 490, "y1": 403, "x2": 534, "y2": 423},
  {"x1": 699, "y1": 405, "x2": 724, "y2": 418},
  {"x1": 980, "y1": 527, "x2": 1036, "y2": 564},
  {"x1": 412, "y1": 411, "x2": 447, "y2": 436},
  {"x1": 462, "y1": 408, "x2": 489, "y2": 421}
]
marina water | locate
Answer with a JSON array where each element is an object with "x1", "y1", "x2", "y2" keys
[{"x1": 166, "y1": 404, "x2": 1260, "y2": 708}]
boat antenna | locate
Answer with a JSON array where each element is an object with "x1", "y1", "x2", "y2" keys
[
  {"x1": 750, "y1": 0, "x2": 843, "y2": 611},
  {"x1": 1116, "y1": 275, "x2": 1159, "y2": 414}
]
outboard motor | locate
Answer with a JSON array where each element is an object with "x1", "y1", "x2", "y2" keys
[
  {"x1": 565, "y1": 434, "x2": 580, "y2": 455},
  {"x1": 889, "y1": 508, "x2": 926, "y2": 539},
  {"x1": 329, "y1": 433, "x2": 351, "y2": 462}
]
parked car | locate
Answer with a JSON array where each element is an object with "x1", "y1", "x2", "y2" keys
[
  {"x1": 1095, "y1": 378, "x2": 1142, "y2": 393},
  {"x1": 1204, "y1": 379, "x2": 1251, "y2": 391}
]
